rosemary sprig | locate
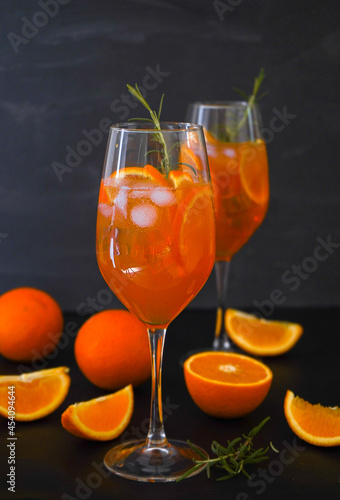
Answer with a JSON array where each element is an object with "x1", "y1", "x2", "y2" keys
[
  {"x1": 176, "y1": 416, "x2": 275, "y2": 482},
  {"x1": 222, "y1": 68, "x2": 267, "y2": 142},
  {"x1": 127, "y1": 84, "x2": 171, "y2": 175}
]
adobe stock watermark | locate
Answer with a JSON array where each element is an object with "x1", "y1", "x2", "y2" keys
[
  {"x1": 51, "y1": 64, "x2": 170, "y2": 183},
  {"x1": 7, "y1": 0, "x2": 72, "y2": 54},
  {"x1": 231, "y1": 234, "x2": 339, "y2": 339},
  {"x1": 213, "y1": 0, "x2": 244, "y2": 21},
  {"x1": 235, "y1": 438, "x2": 306, "y2": 499},
  {"x1": 61, "y1": 397, "x2": 179, "y2": 500},
  {"x1": 253, "y1": 234, "x2": 339, "y2": 319},
  {"x1": 204, "y1": 105, "x2": 296, "y2": 208},
  {"x1": 15, "y1": 276, "x2": 129, "y2": 374},
  {"x1": 16, "y1": 320, "x2": 78, "y2": 375}
]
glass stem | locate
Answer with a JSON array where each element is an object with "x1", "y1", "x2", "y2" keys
[
  {"x1": 146, "y1": 328, "x2": 168, "y2": 448},
  {"x1": 213, "y1": 260, "x2": 234, "y2": 351}
]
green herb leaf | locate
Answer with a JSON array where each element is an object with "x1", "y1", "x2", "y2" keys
[
  {"x1": 127, "y1": 84, "x2": 170, "y2": 175},
  {"x1": 224, "y1": 68, "x2": 267, "y2": 142},
  {"x1": 176, "y1": 417, "x2": 272, "y2": 483}
]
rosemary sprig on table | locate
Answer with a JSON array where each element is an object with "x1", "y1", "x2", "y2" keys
[
  {"x1": 177, "y1": 416, "x2": 276, "y2": 482},
  {"x1": 127, "y1": 84, "x2": 171, "y2": 175}
]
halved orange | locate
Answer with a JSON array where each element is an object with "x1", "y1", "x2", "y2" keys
[
  {"x1": 284, "y1": 390, "x2": 340, "y2": 447},
  {"x1": 225, "y1": 309, "x2": 303, "y2": 356},
  {"x1": 239, "y1": 140, "x2": 269, "y2": 205},
  {"x1": 184, "y1": 352, "x2": 272, "y2": 418},
  {"x1": 61, "y1": 385, "x2": 134, "y2": 441},
  {"x1": 0, "y1": 367, "x2": 70, "y2": 421}
]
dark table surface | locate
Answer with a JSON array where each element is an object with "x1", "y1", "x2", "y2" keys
[{"x1": 0, "y1": 308, "x2": 339, "y2": 500}]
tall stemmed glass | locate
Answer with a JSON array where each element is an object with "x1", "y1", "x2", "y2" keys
[
  {"x1": 187, "y1": 102, "x2": 269, "y2": 351},
  {"x1": 96, "y1": 122, "x2": 215, "y2": 482}
]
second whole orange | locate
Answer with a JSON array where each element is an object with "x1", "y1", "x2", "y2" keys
[{"x1": 75, "y1": 310, "x2": 151, "y2": 391}]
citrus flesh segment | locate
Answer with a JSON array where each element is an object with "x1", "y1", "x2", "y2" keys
[
  {"x1": 225, "y1": 309, "x2": 303, "y2": 356},
  {"x1": 61, "y1": 385, "x2": 134, "y2": 441},
  {"x1": 184, "y1": 352, "x2": 272, "y2": 418},
  {"x1": 0, "y1": 367, "x2": 70, "y2": 421},
  {"x1": 284, "y1": 390, "x2": 340, "y2": 447}
]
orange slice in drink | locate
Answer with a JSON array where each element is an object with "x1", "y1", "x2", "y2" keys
[
  {"x1": 61, "y1": 385, "x2": 134, "y2": 441},
  {"x1": 114, "y1": 164, "x2": 168, "y2": 184},
  {"x1": 204, "y1": 129, "x2": 221, "y2": 145},
  {"x1": 239, "y1": 140, "x2": 269, "y2": 205},
  {"x1": 225, "y1": 309, "x2": 303, "y2": 356},
  {"x1": 101, "y1": 164, "x2": 169, "y2": 229},
  {"x1": 168, "y1": 170, "x2": 193, "y2": 188},
  {"x1": 172, "y1": 185, "x2": 214, "y2": 273},
  {"x1": 284, "y1": 390, "x2": 340, "y2": 447},
  {"x1": 0, "y1": 367, "x2": 70, "y2": 421},
  {"x1": 104, "y1": 164, "x2": 168, "y2": 201},
  {"x1": 184, "y1": 352, "x2": 272, "y2": 418},
  {"x1": 179, "y1": 145, "x2": 202, "y2": 177}
]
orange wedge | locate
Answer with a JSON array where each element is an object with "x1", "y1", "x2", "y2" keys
[
  {"x1": 225, "y1": 309, "x2": 303, "y2": 356},
  {"x1": 184, "y1": 352, "x2": 272, "y2": 418},
  {"x1": 239, "y1": 140, "x2": 269, "y2": 205},
  {"x1": 61, "y1": 385, "x2": 134, "y2": 441},
  {"x1": 284, "y1": 390, "x2": 340, "y2": 447},
  {"x1": 0, "y1": 367, "x2": 70, "y2": 421}
]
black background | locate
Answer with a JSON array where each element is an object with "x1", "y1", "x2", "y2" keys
[{"x1": 1, "y1": 0, "x2": 340, "y2": 312}]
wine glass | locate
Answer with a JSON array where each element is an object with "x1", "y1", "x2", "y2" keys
[
  {"x1": 187, "y1": 102, "x2": 269, "y2": 351},
  {"x1": 96, "y1": 122, "x2": 215, "y2": 482}
]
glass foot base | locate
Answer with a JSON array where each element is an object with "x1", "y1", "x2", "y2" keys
[{"x1": 104, "y1": 439, "x2": 208, "y2": 482}]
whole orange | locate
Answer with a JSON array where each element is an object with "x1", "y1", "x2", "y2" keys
[
  {"x1": 75, "y1": 310, "x2": 151, "y2": 390},
  {"x1": 0, "y1": 287, "x2": 64, "y2": 362}
]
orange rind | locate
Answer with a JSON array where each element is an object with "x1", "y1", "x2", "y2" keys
[
  {"x1": 61, "y1": 385, "x2": 134, "y2": 441},
  {"x1": 284, "y1": 390, "x2": 340, "y2": 447}
]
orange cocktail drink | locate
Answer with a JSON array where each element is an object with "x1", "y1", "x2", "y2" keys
[
  {"x1": 96, "y1": 165, "x2": 215, "y2": 328},
  {"x1": 186, "y1": 100, "x2": 269, "y2": 352},
  {"x1": 205, "y1": 134, "x2": 269, "y2": 262}
]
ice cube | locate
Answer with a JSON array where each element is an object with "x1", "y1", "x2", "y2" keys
[
  {"x1": 150, "y1": 187, "x2": 175, "y2": 206},
  {"x1": 131, "y1": 204, "x2": 157, "y2": 228},
  {"x1": 129, "y1": 183, "x2": 151, "y2": 198},
  {"x1": 114, "y1": 190, "x2": 127, "y2": 217},
  {"x1": 98, "y1": 203, "x2": 113, "y2": 218}
]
